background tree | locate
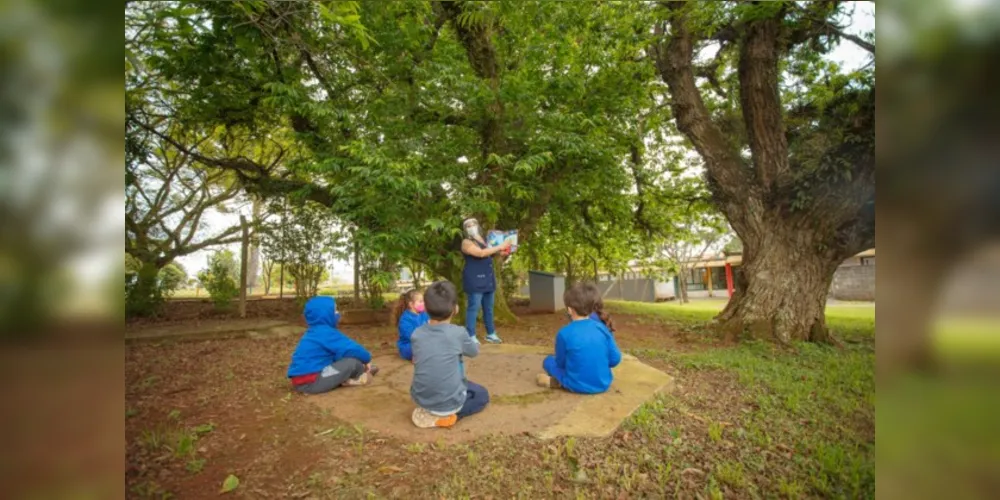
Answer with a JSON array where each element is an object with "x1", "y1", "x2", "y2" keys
[
  {"x1": 124, "y1": 115, "x2": 245, "y2": 315},
  {"x1": 649, "y1": 1, "x2": 874, "y2": 342},
  {"x1": 259, "y1": 201, "x2": 342, "y2": 300},
  {"x1": 129, "y1": 0, "x2": 664, "y2": 323},
  {"x1": 197, "y1": 249, "x2": 240, "y2": 310},
  {"x1": 157, "y1": 262, "x2": 188, "y2": 298}
]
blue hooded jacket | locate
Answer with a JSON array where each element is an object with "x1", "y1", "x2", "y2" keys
[
  {"x1": 287, "y1": 296, "x2": 372, "y2": 377},
  {"x1": 553, "y1": 318, "x2": 622, "y2": 394},
  {"x1": 397, "y1": 309, "x2": 429, "y2": 361}
]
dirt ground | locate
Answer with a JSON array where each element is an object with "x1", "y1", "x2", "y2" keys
[{"x1": 125, "y1": 304, "x2": 721, "y2": 498}]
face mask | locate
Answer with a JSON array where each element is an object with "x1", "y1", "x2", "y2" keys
[
  {"x1": 331, "y1": 312, "x2": 341, "y2": 326},
  {"x1": 414, "y1": 303, "x2": 425, "y2": 313},
  {"x1": 463, "y1": 218, "x2": 481, "y2": 239}
]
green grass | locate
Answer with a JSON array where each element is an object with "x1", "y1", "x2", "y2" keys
[
  {"x1": 605, "y1": 299, "x2": 875, "y2": 340},
  {"x1": 617, "y1": 299, "x2": 875, "y2": 498}
]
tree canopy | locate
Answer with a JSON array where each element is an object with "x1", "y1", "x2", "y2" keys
[{"x1": 125, "y1": 0, "x2": 874, "y2": 342}]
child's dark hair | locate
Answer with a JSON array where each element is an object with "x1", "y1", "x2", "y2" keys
[
  {"x1": 563, "y1": 282, "x2": 597, "y2": 317},
  {"x1": 423, "y1": 280, "x2": 458, "y2": 320},
  {"x1": 391, "y1": 288, "x2": 422, "y2": 325}
]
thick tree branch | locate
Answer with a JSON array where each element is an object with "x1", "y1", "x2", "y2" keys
[
  {"x1": 650, "y1": 3, "x2": 754, "y2": 212},
  {"x1": 738, "y1": 8, "x2": 789, "y2": 190},
  {"x1": 136, "y1": 120, "x2": 337, "y2": 208}
]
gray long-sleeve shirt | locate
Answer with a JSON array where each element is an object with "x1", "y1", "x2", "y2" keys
[{"x1": 410, "y1": 322, "x2": 480, "y2": 414}]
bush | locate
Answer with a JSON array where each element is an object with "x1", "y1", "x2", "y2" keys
[
  {"x1": 157, "y1": 263, "x2": 187, "y2": 298},
  {"x1": 125, "y1": 256, "x2": 187, "y2": 317},
  {"x1": 197, "y1": 250, "x2": 240, "y2": 310}
]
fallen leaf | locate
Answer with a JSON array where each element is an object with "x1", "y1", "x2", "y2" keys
[
  {"x1": 378, "y1": 465, "x2": 404, "y2": 474},
  {"x1": 681, "y1": 468, "x2": 705, "y2": 477},
  {"x1": 220, "y1": 474, "x2": 240, "y2": 493}
]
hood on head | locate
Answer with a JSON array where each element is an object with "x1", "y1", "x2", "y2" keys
[{"x1": 303, "y1": 296, "x2": 340, "y2": 327}]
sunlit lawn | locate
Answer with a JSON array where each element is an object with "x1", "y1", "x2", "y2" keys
[{"x1": 609, "y1": 298, "x2": 876, "y2": 497}]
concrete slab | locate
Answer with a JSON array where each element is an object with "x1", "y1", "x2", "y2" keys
[{"x1": 304, "y1": 344, "x2": 674, "y2": 443}]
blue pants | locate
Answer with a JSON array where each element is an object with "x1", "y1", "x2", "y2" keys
[
  {"x1": 398, "y1": 343, "x2": 412, "y2": 361},
  {"x1": 457, "y1": 381, "x2": 490, "y2": 419},
  {"x1": 465, "y1": 291, "x2": 496, "y2": 337},
  {"x1": 543, "y1": 355, "x2": 565, "y2": 384}
]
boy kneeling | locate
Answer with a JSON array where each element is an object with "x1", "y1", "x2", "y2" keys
[{"x1": 410, "y1": 280, "x2": 490, "y2": 428}]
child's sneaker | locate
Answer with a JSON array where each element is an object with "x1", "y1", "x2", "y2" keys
[
  {"x1": 411, "y1": 407, "x2": 458, "y2": 429},
  {"x1": 536, "y1": 373, "x2": 561, "y2": 389},
  {"x1": 341, "y1": 372, "x2": 370, "y2": 387},
  {"x1": 470, "y1": 335, "x2": 481, "y2": 345},
  {"x1": 485, "y1": 332, "x2": 503, "y2": 344}
]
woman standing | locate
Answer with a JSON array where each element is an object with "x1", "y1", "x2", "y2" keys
[{"x1": 460, "y1": 217, "x2": 511, "y2": 344}]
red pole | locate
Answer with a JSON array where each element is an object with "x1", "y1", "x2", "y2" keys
[{"x1": 725, "y1": 262, "x2": 734, "y2": 297}]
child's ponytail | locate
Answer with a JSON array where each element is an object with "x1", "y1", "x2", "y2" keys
[
  {"x1": 391, "y1": 293, "x2": 408, "y2": 327},
  {"x1": 594, "y1": 299, "x2": 616, "y2": 334},
  {"x1": 391, "y1": 289, "x2": 419, "y2": 326}
]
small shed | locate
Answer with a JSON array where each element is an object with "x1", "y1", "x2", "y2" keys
[{"x1": 529, "y1": 270, "x2": 565, "y2": 313}]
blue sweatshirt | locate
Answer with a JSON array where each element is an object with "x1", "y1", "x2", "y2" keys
[
  {"x1": 397, "y1": 309, "x2": 429, "y2": 360},
  {"x1": 287, "y1": 296, "x2": 372, "y2": 377},
  {"x1": 553, "y1": 318, "x2": 622, "y2": 394}
]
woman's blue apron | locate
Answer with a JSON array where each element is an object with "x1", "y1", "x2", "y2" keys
[{"x1": 462, "y1": 238, "x2": 496, "y2": 293}]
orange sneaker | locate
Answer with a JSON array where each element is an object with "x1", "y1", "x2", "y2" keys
[{"x1": 411, "y1": 407, "x2": 458, "y2": 428}]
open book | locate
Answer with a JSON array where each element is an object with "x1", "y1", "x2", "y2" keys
[{"x1": 487, "y1": 230, "x2": 518, "y2": 254}]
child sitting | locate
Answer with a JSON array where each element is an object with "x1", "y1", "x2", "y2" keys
[
  {"x1": 537, "y1": 282, "x2": 622, "y2": 394},
  {"x1": 393, "y1": 289, "x2": 429, "y2": 361},
  {"x1": 409, "y1": 280, "x2": 490, "y2": 428},
  {"x1": 287, "y1": 296, "x2": 378, "y2": 394}
]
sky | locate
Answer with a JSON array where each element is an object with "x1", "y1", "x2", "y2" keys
[{"x1": 172, "y1": 3, "x2": 875, "y2": 282}]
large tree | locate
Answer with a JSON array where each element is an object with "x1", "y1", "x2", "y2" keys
[
  {"x1": 124, "y1": 114, "x2": 247, "y2": 315},
  {"x1": 130, "y1": 0, "x2": 662, "y2": 321},
  {"x1": 649, "y1": 1, "x2": 875, "y2": 343}
]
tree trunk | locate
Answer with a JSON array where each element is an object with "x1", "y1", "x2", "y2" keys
[
  {"x1": 246, "y1": 199, "x2": 263, "y2": 291},
  {"x1": 565, "y1": 254, "x2": 575, "y2": 285},
  {"x1": 353, "y1": 238, "x2": 360, "y2": 303},
  {"x1": 491, "y1": 255, "x2": 518, "y2": 325},
  {"x1": 715, "y1": 235, "x2": 841, "y2": 344},
  {"x1": 678, "y1": 268, "x2": 689, "y2": 304},
  {"x1": 238, "y1": 215, "x2": 249, "y2": 318},
  {"x1": 129, "y1": 260, "x2": 163, "y2": 316}
]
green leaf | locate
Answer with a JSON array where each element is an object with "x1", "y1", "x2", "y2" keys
[
  {"x1": 221, "y1": 474, "x2": 240, "y2": 493},
  {"x1": 193, "y1": 423, "x2": 215, "y2": 435}
]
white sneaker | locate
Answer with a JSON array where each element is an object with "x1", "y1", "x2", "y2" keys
[
  {"x1": 411, "y1": 407, "x2": 457, "y2": 428},
  {"x1": 471, "y1": 336, "x2": 481, "y2": 344},
  {"x1": 486, "y1": 333, "x2": 503, "y2": 344},
  {"x1": 341, "y1": 373, "x2": 370, "y2": 387}
]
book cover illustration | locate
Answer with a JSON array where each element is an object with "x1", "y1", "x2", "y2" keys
[{"x1": 487, "y1": 230, "x2": 518, "y2": 254}]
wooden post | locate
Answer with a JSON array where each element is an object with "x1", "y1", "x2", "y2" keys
[
  {"x1": 353, "y1": 237, "x2": 360, "y2": 302},
  {"x1": 706, "y1": 266, "x2": 714, "y2": 297},
  {"x1": 239, "y1": 215, "x2": 249, "y2": 319},
  {"x1": 725, "y1": 263, "x2": 735, "y2": 298}
]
